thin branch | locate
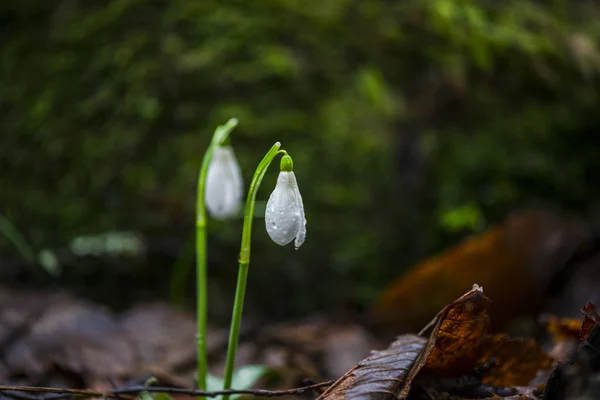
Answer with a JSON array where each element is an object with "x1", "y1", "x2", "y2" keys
[
  {"x1": 0, "y1": 380, "x2": 334, "y2": 400},
  {"x1": 0, "y1": 386, "x2": 136, "y2": 400}
]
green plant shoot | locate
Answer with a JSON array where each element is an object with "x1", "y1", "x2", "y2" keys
[
  {"x1": 196, "y1": 118, "x2": 239, "y2": 395},
  {"x1": 221, "y1": 142, "x2": 283, "y2": 399}
]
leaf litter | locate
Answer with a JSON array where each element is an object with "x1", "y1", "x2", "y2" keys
[
  {"x1": 319, "y1": 285, "x2": 566, "y2": 400},
  {"x1": 0, "y1": 283, "x2": 599, "y2": 399}
]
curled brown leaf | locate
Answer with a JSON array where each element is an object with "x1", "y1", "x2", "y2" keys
[
  {"x1": 580, "y1": 303, "x2": 600, "y2": 340},
  {"x1": 421, "y1": 284, "x2": 491, "y2": 378},
  {"x1": 317, "y1": 335, "x2": 426, "y2": 400}
]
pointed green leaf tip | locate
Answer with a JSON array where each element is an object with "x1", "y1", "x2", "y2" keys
[
  {"x1": 280, "y1": 154, "x2": 293, "y2": 172},
  {"x1": 213, "y1": 117, "x2": 239, "y2": 146}
]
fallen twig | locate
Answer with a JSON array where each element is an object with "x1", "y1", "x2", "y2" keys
[{"x1": 0, "y1": 380, "x2": 334, "y2": 400}]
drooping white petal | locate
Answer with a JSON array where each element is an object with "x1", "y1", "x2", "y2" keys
[
  {"x1": 291, "y1": 173, "x2": 306, "y2": 249},
  {"x1": 205, "y1": 145, "x2": 244, "y2": 219},
  {"x1": 265, "y1": 171, "x2": 306, "y2": 248}
]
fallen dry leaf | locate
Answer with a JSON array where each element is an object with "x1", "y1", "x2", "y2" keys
[
  {"x1": 420, "y1": 285, "x2": 491, "y2": 378},
  {"x1": 478, "y1": 334, "x2": 554, "y2": 387},
  {"x1": 318, "y1": 285, "x2": 492, "y2": 400},
  {"x1": 253, "y1": 316, "x2": 379, "y2": 382},
  {"x1": 0, "y1": 287, "x2": 380, "y2": 393},
  {"x1": 0, "y1": 288, "x2": 218, "y2": 388},
  {"x1": 543, "y1": 315, "x2": 582, "y2": 344},
  {"x1": 321, "y1": 285, "x2": 558, "y2": 400},
  {"x1": 316, "y1": 334, "x2": 426, "y2": 400},
  {"x1": 541, "y1": 312, "x2": 598, "y2": 362},
  {"x1": 580, "y1": 303, "x2": 600, "y2": 340},
  {"x1": 479, "y1": 393, "x2": 540, "y2": 400},
  {"x1": 2, "y1": 290, "x2": 137, "y2": 383},
  {"x1": 421, "y1": 386, "x2": 541, "y2": 400},
  {"x1": 369, "y1": 210, "x2": 592, "y2": 334},
  {"x1": 544, "y1": 323, "x2": 600, "y2": 400}
]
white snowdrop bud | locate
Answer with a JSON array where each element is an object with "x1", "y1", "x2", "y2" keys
[
  {"x1": 205, "y1": 145, "x2": 244, "y2": 220},
  {"x1": 265, "y1": 155, "x2": 306, "y2": 249}
]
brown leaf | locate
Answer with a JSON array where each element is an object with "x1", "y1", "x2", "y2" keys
[
  {"x1": 3, "y1": 292, "x2": 137, "y2": 384},
  {"x1": 319, "y1": 286, "x2": 489, "y2": 400},
  {"x1": 420, "y1": 285, "x2": 491, "y2": 378},
  {"x1": 0, "y1": 288, "x2": 220, "y2": 388},
  {"x1": 119, "y1": 302, "x2": 218, "y2": 369},
  {"x1": 321, "y1": 284, "x2": 557, "y2": 399},
  {"x1": 580, "y1": 303, "x2": 600, "y2": 340},
  {"x1": 423, "y1": 386, "x2": 541, "y2": 400},
  {"x1": 316, "y1": 335, "x2": 426, "y2": 400},
  {"x1": 260, "y1": 316, "x2": 378, "y2": 379},
  {"x1": 369, "y1": 210, "x2": 591, "y2": 334},
  {"x1": 543, "y1": 315, "x2": 583, "y2": 344},
  {"x1": 478, "y1": 334, "x2": 554, "y2": 387},
  {"x1": 478, "y1": 393, "x2": 541, "y2": 400}
]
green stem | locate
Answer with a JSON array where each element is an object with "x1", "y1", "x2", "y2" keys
[
  {"x1": 222, "y1": 142, "x2": 282, "y2": 398},
  {"x1": 196, "y1": 118, "x2": 238, "y2": 395},
  {"x1": 0, "y1": 214, "x2": 35, "y2": 264}
]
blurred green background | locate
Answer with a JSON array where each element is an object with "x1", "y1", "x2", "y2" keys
[{"x1": 2, "y1": 0, "x2": 600, "y2": 323}]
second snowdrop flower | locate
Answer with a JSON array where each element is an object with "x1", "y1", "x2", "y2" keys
[
  {"x1": 265, "y1": 154, "x2": 306, "y2": 249},
  {"x1": 205, "y1": 144, "x2": 243, "y2": 220}
]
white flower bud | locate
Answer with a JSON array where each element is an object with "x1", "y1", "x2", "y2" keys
[
  {"x1": 265, "y1": 170, "x2": 306, "y2": 249},
  {"x1": 205, "y1": 145, "x2": 244, "y2": 220}
]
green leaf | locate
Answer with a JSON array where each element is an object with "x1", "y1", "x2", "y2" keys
[
  {"x1": 37, "y1": 249, "x2": 61, "y2": 276},
  {"x1": 439, "y1": 203, "x2": 485, "y2": 233},
  {"x1": 0, "y1": 214, "x2": 35, "y2": 263},
  {"x1": 138, "y1": 392, "x2": 154, "y2": 400},
  {"x1": 138, "y1": 391, "x2": 174, "y2": 400},
  {"x1": 152, "y1": 393, "x2": 174, "y2": 400},
  {"x1": 207, "y1": 365, "x2": 269, "y2": 400}
]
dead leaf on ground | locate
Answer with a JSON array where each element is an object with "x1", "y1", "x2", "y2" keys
[
  {"x1": 318, "y1": 285, "x2": 494, "y2": 400},
  {"x1": 0, "y1": 288, "x2": 215, "y2": 389},
  {"x1": 479, "y1": 393, "x2": 540, "y2": 400},
  {"x1": 544, "y1": 322, "x2": 600, "y2": 400},
  {"x1": 543, "y1": 315, "x2": 582, "y2": 344},
  {"x1": 420, "y1": 285, "x2": 491, "y2": 378},
  {"x1": 2, "y1": 290, "x2": 137, "y2": 387},
  {"x1": 260, "y1": 316, "x2": 379, "y2": 379},
  {"x1": 369, "y1": 210, "x2": 592, "y2": 334},
  {"x1": 322, "y1": 285, "x2": 555, "y2": 399},
  {"x1": 421, "y1": 387, "x2": 540, "y2": 400},
  {"x1": 478, "y1": 334, "x2": 554, "y2": 387},
  {"x1": 0, "y1": 287, "x2": 379, "y2": 394},
  {"x1": 540, "y1": 309, "x2": 600, "y2": 362},
  {"x1": 580, "y1": 303, "x2": 600, "y2": 340},
  {"x1": 316, "y1": 335, "x2": 426, "y2": 400}
]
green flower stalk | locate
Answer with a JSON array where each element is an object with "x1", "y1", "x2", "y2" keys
[
  {"x1": 196, "y1": 118, "x2": 239, "y2": 394},
  {"x1": 222, "y1": 142, "x2": 293, "y2": 399}
]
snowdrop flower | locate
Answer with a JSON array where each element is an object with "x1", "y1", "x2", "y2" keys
[
  {"x1": 205, "y1": 144, "x2": 244, "y2": 220},
  {"x1": 265, "y1": 154, "x2": 306, "y2": 249}
]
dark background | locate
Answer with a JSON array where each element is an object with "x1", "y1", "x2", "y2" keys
[{"x1": 2, "y1": 0, "x2": 600, "y2": 325}]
